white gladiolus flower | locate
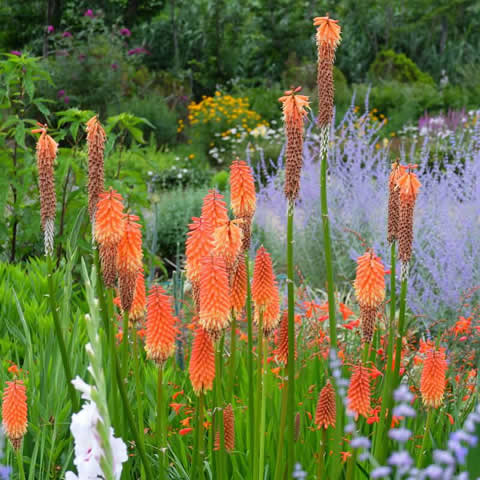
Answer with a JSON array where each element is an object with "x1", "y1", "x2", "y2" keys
[{"x1": 66, "y1": 377, "x2": 127, "y2": 480}]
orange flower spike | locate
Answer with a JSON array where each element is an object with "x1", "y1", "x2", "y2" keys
[
  {"x1": 199, "y1": 256, "x2": 231, "y2": 337},
  {"x1": 275, "y1": 311, "x2": 297, "y2": 365},
  {"x1": 354, "y1": 250, "x2": 386, "y2": 308},
  {"x1": 278, "y1": 89, "x2": 310, "y2": 130},
  {"x1": 230, "y1": 160, "x2": 256, "y2": 219},
  {"x1": 86, "y1": 115, "x2": 106, "y2": 221},
  {"x1": 347, "y1": 364, "x2": 371, "y2": 418},
  {"x1": 315, "y1": 380, "x2": 336, "y2": 429},
  {"x1": 129, "y1": 269, "x2": 146, "y2": 322},
  {"x1": 2, "y1": 380, "x2": 28, "y2": 450},
  {"x1": 214, "y1": 403, "x2": 235, "y2": 452},
  {"x1": 95, "y1": 188, "x2": 125, "y2": 287},
  {"x1": 116, "y1": 214, "x2": 143, "y2": 312},
  {"x1": 213, "y1": 219, "x2": 243, "y2": 270},
  {"x1": 231, "y1": 253, "x2": 247, "y2": 314},
  {"x1": 189, "y1": 326, "x2": 216, "y2": 395},
  {"x1": 34, "y1": 127, "x2": 58, "y2": 256},
  {"x1": 201, "y1": 189, "x2": 229, "y2": 230},
  {"x1": 145, "y1": 285, "x2": 178, "y2": 365},
  {"x1": 420, "y1": 348, "x2": 448, "y2": 408},
  {"x1": 314, "y1": 14, "x2": 341, "y2": 127},
  {"x1": 252, "y1": 246, "x2": 277, "y2": 310},
  {"x1": 397, "y1": 170, "x2": 422, "y2": 204},
  {"x1": 185, "y1": 217, "x2": 214, "y2": 285}
]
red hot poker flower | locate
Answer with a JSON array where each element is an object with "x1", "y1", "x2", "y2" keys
[{"x1": 2, "y1": 380, "x2": 28, "y2": 450}]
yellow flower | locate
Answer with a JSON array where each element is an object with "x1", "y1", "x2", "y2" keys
[{"x1": 189, "y1": 154, "x2": 195, "y2": 159}]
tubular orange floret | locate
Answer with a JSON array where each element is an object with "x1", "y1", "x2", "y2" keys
[
  {"x1": 354, "y1": 249, "x2": 386, "y2": 308},
  {"x1": 199, "y1": 256, "x2": 231, "y2": 337},
  {"x1": 95, "y1": 188, "x2": 125, "y2": 287},
  {"x1": 117, "y1": 214, "x2": 143, "y2": 312},
  {"x1": 213, "y1": 219, "x2": 244, "y2": 270},
  {"x1": 275, "y1": 311, "x2": 297, "y2": 365},
  {"x1": 387, "y1": 162, "x2": 406, "y2": 244},
  {"x1": 35, "y1": 128, "x2": 58, "y2": 256},
  {"x1": 347, "y1": 364, "x2": 371, "y2": 418},
  {"x1": 189, "y1": 326, "x2": 216, "y2": 395},
  {"x1": 231, "y1": 253, "x2": 247, "y2": 314},
  {"x1": 201, "y1": 189, "x2": 229, "y2": 230},
  {"x1": 2, "y1": 380, "x2": 28, "y2": 450},
  {"x1": 129, "y1": 269, "x2": 146, "y2": 322},
  {"x1": 86, "y1": 115, "x2": 106, "y2": 221},
  {"x1": 279, "y1": 87, "x2": 310, "y2": 202},
  {"x1": 230, "y1": 160, "x2": 256, "y2": 219},
  {"x1": 185, "y1": 217, "x2": 214, "y2": 285},
  {"x1": 145, "y1": 285, "x2": 178, "y2": 365},
  {"x1": 315, "y1": 380, "x2": 336, "y2": 429},
  {"x1": 397, "y1": 169, "x2": 422, "y2": 264},
  {"x1": 214, "y1": 403, "x2": 235, "y2": 452},
  {"x1": 255, "y1": 284, "x2": 281, "y2": 336},
  {"x1": 252, "y1": 246, "x2": 277, "y2": 310},
  {"x1": 420, "y1": 348, "x2": 447, "y2": 408},
  {"x1": 314, "y1": 15, "x2": 341, "y2": 127}
]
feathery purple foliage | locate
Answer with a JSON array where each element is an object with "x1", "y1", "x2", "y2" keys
[{"x1": 253, "y1": 100, "x2": 480, "y2": 321}]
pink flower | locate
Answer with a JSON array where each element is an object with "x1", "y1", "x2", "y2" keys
[
  {"x1": 47, "y1": 25, "x2": 54, "y2": 34},
  {"x1": 84, "y1": 9, "x2": 94, "y2": 17},
  {"x1": 10, "y1": 51, "x2": 21, "y2": 56},
  {"x1": 62, "y1": 31, "x2": 72, "y2": 38},
  {"x1": 120, "y1": 28, "x2": 131, "y2": 37}
]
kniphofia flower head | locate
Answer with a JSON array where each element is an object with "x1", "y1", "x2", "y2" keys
[
  {"x1": 274, "y1": 311, "x2": 297, "y2": 365},
  {"x1": 229, "y1": 160, "x2": 256, "y2": 219},
  {"x1": 129, "y1": 269, "x2": 146, "y2": 322},
  {"x1": 189, "y1": 326, "x2": 216, "y2": 395},
  {"x1": 279, "y1": 87, "x2": 310, "y2": 202},
  {"x1": 95, "y1": 188, "x2": 125, "y2": 287},
  {"x1": 315, "y1": 380, "x2": 336, "y2": 429},
  {"x1": 185, "y1": 217, "x2": 214, "y2": 285},
  {"x1": 34, "y1": 126, "x2": 58, "y2": 256},
  {"x1": 201, "y1": 190, "x2": 228, "y2": 229},
  {"x1": 2, "y1": 380, "x2": 28, "y2": 450},
  {"x1": 145, "y1": 285, "x2": 178, "y2": 365},
  {"x1": 86, "y1": 115, "x2": 106, "y2": 221},
  {"x1": 347, "y1": 364, "x2": 371, "y2": 418},
  {"x1": 214, "y1": 403, "x2": 235, "y2": 452},
  {"x1": 252, "y1": 246, "x2": 277, "y2": 311},
  {"x1": 116, "y1": 214, "x2": 143, "y2": 312},
  {"x1": 354, "y1": 249, "x2": 385, "y2": 308},
  {"x1": 314, "y1": 14, "x2": 341, "y2": 127},
  {"x1": 420, "y1": 348, "x2": 447, "y2": 408},
  {"x1": 255, "y1": 282, "x2": 281, "y2": 336},
  {"x1": 230, "y1": 253, "x2": 247, "y2": 314},
  {"x1": 213, "y1": 219, "x2": 243, "y2": 270},
  {"x1": 387, "y1": 162, "x2": 406, "y2": 244},
  {"x1": 199, "y1": 256, "x2": 231, "y2": 338}
]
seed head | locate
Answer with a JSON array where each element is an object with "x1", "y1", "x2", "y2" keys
[{"x1": 86, "y1": 115, "x2": 106, "y2": 221}]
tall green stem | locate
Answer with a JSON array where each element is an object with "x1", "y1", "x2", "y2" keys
[
  {"x1": 320, "y1": 127, "x2": 337, "y2": 349},
  {"x1": 258, "y1": 335, "x2": 267, "y2": 480},
  {"x1": 393, "y1": 277, "x2": 408, "y2": 389},
  {"x1": 191, "y1": 393, "x2": 205, "y2": 480},
  {"x1": 227, "y1": 312, "x2": 237, "y2": 401},
  {"x1": 417, "y1": 409, "x2": 434, "y2": 468},
  {"x1": 132, "y1": 329, "x2": 146, "y2": 480},
  {"x1": 16, "y1": 448, "x2": 25, "y2": 480},
  {"x1": 286, "y1": 201, "x2": 296, "y2": 477},
  {"x1": 274, "y1": 371, "x2": 289, "y2": 480},
  {"x1": 316, "y1": 429, "x2": 328, "y2": 480},
  {"x1": 47, "y1": 255, "x2": 78, "y2": 410},
  {"x1": 245, "y1": 255, "x2": 255, "y2": 472},
  {"x1": 215, "y1": 337, "x2": 226, "y2": 480},
  {"x1": 157, "y1": 367, "x2": 166, "y2": 477},
  {"x1": 374, "y1": 242, "x2": 396, "y2": 462},
  {"x1": 253, "y1": 312, "x2": 264, "y2": 479}
]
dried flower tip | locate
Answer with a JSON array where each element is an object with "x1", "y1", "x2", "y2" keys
[
  {"x1": 145, "y1": 285, "x2": 178, "y2": 365},
  {"x1": 347, "y1": 364, "x2": 371, "y2": 418},
  {"x1": 2, "y1": 380, "x2": 28, "y2": 450},
  {"x1": 189, "y1": 327, "x2": 216, "y2": 395},
  {"x1": 86, "y1": 115, "x2": 106, "y2": 221},
  {"x1": 214, "y1": 404, "x2": 235, "y2": 452},
  {"x1": 199, "y1": 256, "x2": 231, "y2": 336},
  {"x1": 315, "y1": 380, "x2": 336, "y2": 429},
  {"x1": 230, "y1": 160, "x2": 256, "y2": 219},
  {"x1": 420, "y1": 348, "x2": 447, "y2": 408},
  {"x1": 387, "y1": 162, "x2": 406, "y2": 243},
  {"x1": 360, "y1": 304, "x2": 377, "y2": 344}
]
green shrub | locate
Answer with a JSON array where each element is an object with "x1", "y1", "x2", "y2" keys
[
  {"x1": 211, "y1": 170, "x2": 229, "y2": 191},
  {"x1": 107, "y1": 94, "x2": 179, "y2": 147},
  {"x1": 369, "y1": 49, "x2": 435, "y2": 86}
]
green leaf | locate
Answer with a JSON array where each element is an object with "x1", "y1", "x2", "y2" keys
[{"x1": 14, "y1": 118, "x2": 26, "y2": 149}]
